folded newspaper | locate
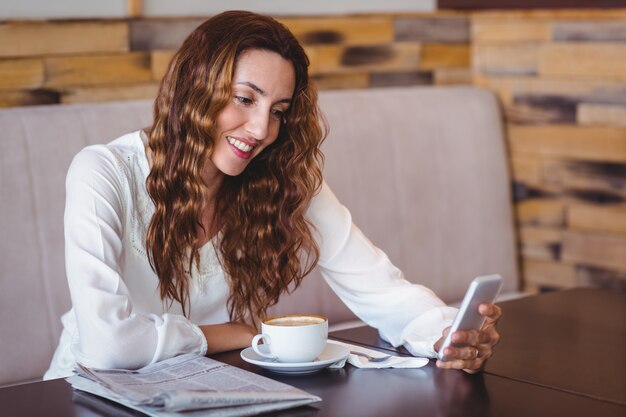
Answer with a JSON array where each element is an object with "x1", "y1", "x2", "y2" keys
[{"x1": 67, "y1": 353, "x2": 321, "y2": 417}]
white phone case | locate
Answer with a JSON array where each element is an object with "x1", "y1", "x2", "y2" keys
[{"x1": 437, "y1": 274, "x2": 503, "y2": 361}]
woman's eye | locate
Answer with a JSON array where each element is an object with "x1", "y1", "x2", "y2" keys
[
  {"x1": 271, "y1": 109, "x2": 285, "y2": 121},
  {"x1": 235, "y1": 96, "x2": 253, "y2": 105}
]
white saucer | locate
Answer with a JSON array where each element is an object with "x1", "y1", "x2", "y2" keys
[{"x1": 240, "y1": 341, "x2": 349, "y2": 375}]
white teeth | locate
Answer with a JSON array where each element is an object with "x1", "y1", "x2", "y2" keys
[{"x1": 227, "y1": 136, "x2": 253, "y2": 152}]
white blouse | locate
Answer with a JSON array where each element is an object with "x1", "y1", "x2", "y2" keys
[{"x1": 44, "y1": 131, "x2": 457, "y2": 379}]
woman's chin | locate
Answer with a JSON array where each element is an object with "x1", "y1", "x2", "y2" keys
[{"x1": 210, "y1": 156, "x2": 249, "y2": 177}]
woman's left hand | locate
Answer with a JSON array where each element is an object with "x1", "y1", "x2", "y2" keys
[{"x1": 434, "y1": 303, "x2": 502, "y2": 373}]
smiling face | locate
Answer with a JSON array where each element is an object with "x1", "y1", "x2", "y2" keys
[{"x1": 209, "y1": 49, "x2": 296, "y2": 178}]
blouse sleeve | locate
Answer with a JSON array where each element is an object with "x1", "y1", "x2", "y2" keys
[
  {"x1": 307, "y1": 181, "x2": 458, "y2": 358},
  {"x1": 64, "y1": 146, "x2": 207, "y2": 370}
]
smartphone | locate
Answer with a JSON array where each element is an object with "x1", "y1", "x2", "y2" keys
[{"x1": 437, "y1": 274, "x2": 503, "y2": 361}]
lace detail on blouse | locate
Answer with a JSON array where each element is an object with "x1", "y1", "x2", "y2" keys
[
  {"x1": 125, "y1": 133, "x2": 222, "y2": 294},
  {"x1": 129, "y1": 153, "x2": 151, "y2": 258},
  {"x1": 192, "y1": 243, "x2": 222, "y2": 294}
]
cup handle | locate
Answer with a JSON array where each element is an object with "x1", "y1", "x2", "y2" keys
[{"x1": 251, "y1": 334, "x2": 276, "y2": 359}]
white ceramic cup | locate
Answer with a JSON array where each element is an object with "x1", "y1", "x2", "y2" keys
[{"x1": 251, "y1": 314, "x2": 328, "y2": 363}]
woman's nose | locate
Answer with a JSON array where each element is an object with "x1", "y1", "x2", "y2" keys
[{"x1": 245, "y1": 109, "x2": 270, "y2": 141}]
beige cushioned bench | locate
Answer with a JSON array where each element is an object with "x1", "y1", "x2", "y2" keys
[{"x1": 0, "y1": 86, "x2": 519, "y2": 386}]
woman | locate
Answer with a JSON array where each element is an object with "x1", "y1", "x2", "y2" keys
[{"x1": 45, "y1": 11, "x2": 501, "y2": 379}]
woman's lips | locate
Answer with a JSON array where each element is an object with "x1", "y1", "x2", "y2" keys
[{"x1": 226, "y1": 136, "x2": 255, "y2": 159}]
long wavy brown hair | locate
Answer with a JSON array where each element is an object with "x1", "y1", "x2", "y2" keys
[{"x1": 145, "y1": 11, "x2": 325, "y2": 324}]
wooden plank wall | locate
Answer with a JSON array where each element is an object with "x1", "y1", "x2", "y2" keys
[
  {"x1": 1, "y1": 10, "x2": 624, "y2": 292},
  {"x1": 0, "y1": 13, "x2": 471, "y2": 106},
  {"x1": 473, "y1": 9, "x2": 626, "y2": 292}
]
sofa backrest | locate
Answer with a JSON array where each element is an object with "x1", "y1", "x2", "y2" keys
[
  {"x1": 0, "y1": 101, "x2": 154, "y2": 386},
  {"x1": 0, "y1": 86, "x2": 518, "y2": 386}
]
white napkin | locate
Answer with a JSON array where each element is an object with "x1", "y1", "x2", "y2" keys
[{"x1": 328, "y1": 340, "x2": 429, "y2": 369}]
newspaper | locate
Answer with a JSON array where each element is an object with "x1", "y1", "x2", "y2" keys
[{"x1": 67, "y1": 353, "x2": 321, "y2": 417}]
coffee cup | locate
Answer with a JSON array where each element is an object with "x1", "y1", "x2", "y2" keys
[{"x1": 251, "y1": 314, "x2": 328, "y2": 363}]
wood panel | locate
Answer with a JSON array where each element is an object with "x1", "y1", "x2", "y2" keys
[
  {"x1": 419, "y1": 44, "x2": 470, "y2": 69},
  {"x1": 511, "y1": 155, "x2": 544, "y2": 184},
  {"x1": 467, "y1": 9, "x2": 626, "y2": 17},
  {"x1": 0, "y1": 22, "x2": 128, "y2": 57},
  {"x1": 151, "y1": 50, "x2": 175, "y2": 81},
  {"x1": 130, "y1": 19, "x2": 205, "y2": 51},
  {"x1": 0, "y1": 90, "x2": 59, "y2": 107},
  {"x1": 306, "y1": 43, "x2": 422, "y2": 76},
  {"x1": 552, "y1": 21, "x2": 626, "y2": 42},
  {"x1": 279, "y1": 16, "x2": 393, "y2": 45},
  {"x1": 394, "y1": 16, "x2": 469, "y2": 43},
  {"x1": 508, "y1": 125, "x2": 626, "y2": 163},
  {"x1": 519, "y1": 226, "x2": 564, "y2": 261},
  {"x1": 522, "y1": 259, "x2": 578, "y2": 289},
  {"x1": 474, "y1": 76, "x2": 626, "y2": 107},
  {"x1": 562, "y1": 230, "x2": 626, "y2": 272},
  {"x1": 433, "y1": 68, "x2": 472, "y2": 85},
  {"x1": 0, "y1": 59, "x2": 43, "y2": 90},
  {"x1": 311, "y1": 73, "x2": 369, "y2": 90},
  {"x1": 576, "y1": 265, "x2": 626, "y2": 290},
  {"x1": 568, "y1": 204, "x2": 626, "y2": 235},
  {"x1": 369, "y1": 71, "x2": 433, "y2": 87},
  {"x1": 578, "y1": 103, "x2": 626, "y2": 127},
  {"x1": 542, "y1": 159, "x2": 626, "y2": 192},
  {"x1": 127, "y1": 0, "x2": 143, "y2": 18},
  {"x1": 515, "y1": 200, "x2": 566, "y2": 227},
  {"x1": 476, "y1": 76, "x2": 626, "y2": 124},
  {"x1": 471, "y1": 20, "x2": 552, "y2": 43},
  {"x1": 514, "y1": 181, "x2": 626, "y2": 206},
  {"x1": 539, "y1": 43, "x2": 626, "y2": 79},
  {"x1": 44, "y1": 53, "x2": 152, "y2": 88},
  {"x1": 60, "y1": 83, "x2": 159, "y2": 104},
  {"x1": 508, "y1": 93, "x2": 577, "y2": 124},
  {"x1": 473, "y1": 43, "x2": 541, "y2": 76}
]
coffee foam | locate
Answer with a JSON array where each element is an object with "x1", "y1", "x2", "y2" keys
[{"x1": 265, "y1": 315, "x2": 326, "y2": 327}]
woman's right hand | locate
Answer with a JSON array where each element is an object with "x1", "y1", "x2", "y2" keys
[
  {"x1": 434, "y1": 303, "x2": 502, "y2": 373},
  {"x1": 200, "y1": 322, "x2": 258, "y2": 354}
]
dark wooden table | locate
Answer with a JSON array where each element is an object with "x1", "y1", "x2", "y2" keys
[
  {"x1": 332, "y1": 287, "x2": 626, "y2": 410},
  {"x1": 334, "y1": 287, "x2": 626, "y2": 406},
  {"x1": 487, "y1": 287, "x2": 625, "y2": 405},
  {"x1": 1, "y1": 288, "x2": 624, "y2": 417}
]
